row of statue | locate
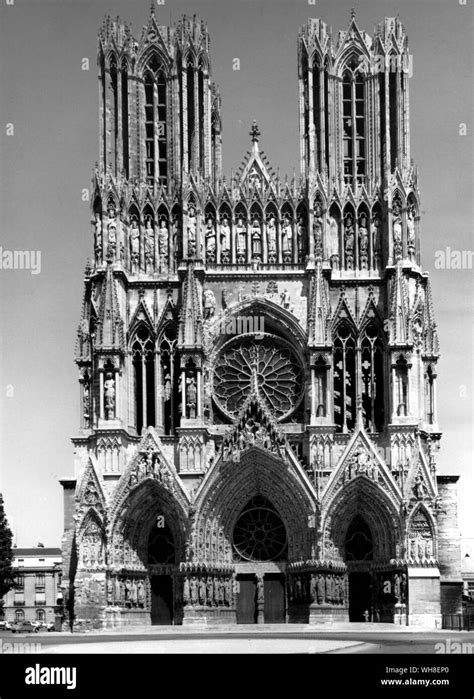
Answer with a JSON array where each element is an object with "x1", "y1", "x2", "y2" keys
[
  {"x1": 94, "y1": 201, "x2": 417, "y2": 271},
  {"x1": 221, "y1": 415, "x2": 286, "y2": 461},
  {"x1": 107, "y1": 577, "x2": 147, "y2": 607},
  {"x1": 183, "y1": 575, "x2": 232, "y2": 606},
  {"x1": 200, "y1": 211, "x2": 307, "y2": 264},
  {"x1": 407, "y1": 536, "x2": 434, "y2": 561},
  {"x1": 93, "y1": 206, "x2": 180, "y2": 272},
  {"x1": 289, "y1": 572, "x2": 347, "y2": 605},
  {"x1": 393, "y1": 198, "x2": 416, "y2": 262},
  {"x1": 374, "y1": 572, "x2": 408, "y2": 605},
  {"x1": 129, "y1": 449, "x2": 174, "y2": 489}
]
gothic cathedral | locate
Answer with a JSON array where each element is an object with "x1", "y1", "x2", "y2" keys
[{"x1": 61, "y1": 9, "x2": 463, "y2": 628}]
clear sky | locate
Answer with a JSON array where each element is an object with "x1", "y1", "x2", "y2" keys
[{"x1": 0, "y1": 0, "x2": 472, "y2": 546}]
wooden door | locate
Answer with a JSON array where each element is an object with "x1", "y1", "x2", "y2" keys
[
  {"x1": 150, "y1": 575, "x2": 173, "y2": 625},
  {"x1": 236, "y1": 576, "x2": 257, "y2": 624},
  {"x1": 264, "y1": 574, "x2": 285, "y2": 623}
]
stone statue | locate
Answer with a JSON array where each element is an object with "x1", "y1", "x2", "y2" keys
[
  {"x1": 236, "y1": 217, "x2": 246, "y2": 259},
  {"x1": 296, "y1": 216, "x2": 305, "y2": 260},
  {"x1": 104, "y1": 372, "x2": 115, "y2": 419},
  {"x1": 94, "y1": 212, "x2": 103, "y2": 263},
  {"x1": 183, "y1": 577, "x2": 190, "y2": 604},
  {"x1": 131, "y1": 579, "x2": 138, "y2": 606},
  {"x1": 203, "y1": 289, "x2": 216, "y2": 319},
  {"x1": 130, "y1": 219, "x2": 140, "y2": 271},
  {"x1": 158, "y1": 219, "x2": 168, "y2": 261},
  {"x1": 187, "y1": 206, "x2": 197, "y2": 257},
  {"x1": 407, "y1": 207, "x2": 416, "y2": 260},
  {"x1": 392, "y1": 199, "x2": 403, "y2": 260},
  {"x1": 413, "y1": 474, "x2": 427, "y2": 499},
  {"x1": 199, "y1": 576, "x2": 207, "y2": 605},
  {"x1": 137, "y1": 580, "x2": 145, "y2": 606},
  {"x1": 316, "y1": 574, "x2": 325, "y2": 604},
  {"x1": 107, "y1": 207, "x2": 117, "y2": 258},
  {"x1": 327, "y1": 215, "x2": 339, "y2": 268},
  {"x1": 144, "y1": 219, "x2": 155, "y2": 269},
  {"x1": 280, "y1": 288, "x2": 291, "y2": 309},
  {"x1": 313, "y1": 206, "x2": 323, "y2": 258},
  {"x1": 206, "y1": 576, "x2": 214, "y2": 606},
  {"x1": 190, "y1": 576, "x2": 198, "y2": 605},
  {"x1": 171, "y1": 215, "x2": 181, "y2": 266},
  {"x1": 344, "y1": 213, "x2": 355, "y2": 268},
  {"x1": 371, "y1": 213, "x2": 381, "y2": 261},
  {"x1": 267, "y1": 215, "x2": 277, "y2": 258},
  {"x1": 282, "y1": 215, "x2": 293, "y2": 258},
  {"x1": 251, "y1": 217, "x2": 262, "y2": 258},
  {"x1": 186, "y1": 374, "x2": 197, "y2": 419},
  {"x1": 114, "y1": 577, "x2": 121, "y2": 603},
  {"x1": 220, "y1": 216, "x2": 231, "y2": 253},
  {"x1": 359, "y1": 213, "x2": 369, "y2": 269},
  {"x1": 205, "y1": 218, "x2": 216, "y2": 261}
]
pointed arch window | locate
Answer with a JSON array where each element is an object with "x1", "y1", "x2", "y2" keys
[
  {"x1": 425, "y1": 366, "x2": 435, "y2": 424},
  {"x1": 187, "y1": 58, "x2": 195, "y2": 170},
  {"x1": 132, "y1": 326, "x2": 155, "y2": 434},
  {"x1": 160, "y1": 324, "x2": 179, "y2": 435},
  {"x1": 333, "y1": 322, "x2": 356, "y2": 432},
  {"x1": 110, "y1": 58, "x2": 118, "y2": 176},
  {"x1": 121, "y1": 60, "x2": 129, "y2": 178},
  {"x1": 360, "y1": 322, "x2": 385, "y2": 432},
  {"x1": 345, "y1": 515, "x2": 373, "y2": 561},
  {"x1": 144, "y1": 60, "x2": 168, "y2": 187},
  {"x1": 342, "y1": 56, "x2": 366, "y2": 186}
]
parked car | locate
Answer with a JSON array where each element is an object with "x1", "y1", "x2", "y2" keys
[
  {"x1": 11, "y1": 621, "x2": 39, "y2": 633},
  {"x1": 0, "y1": 621, "x2": 11, "y2": 631},
  {"x1": 36, "y1": 622, "x2": 55, "y2": 632}
]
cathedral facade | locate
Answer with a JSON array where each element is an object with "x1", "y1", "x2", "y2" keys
[{"x1": 61, "y1": 9, "x2": 462, "y2": 628}]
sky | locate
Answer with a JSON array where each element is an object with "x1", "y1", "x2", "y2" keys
[{"x1": 0, "y1": 0, "x2": 472, "y2": 546}]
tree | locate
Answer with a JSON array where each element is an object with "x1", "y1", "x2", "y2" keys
[{"x1": 0, "y1": 494, "x2": 15, "y2": 610}]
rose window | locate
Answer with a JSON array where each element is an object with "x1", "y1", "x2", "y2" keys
[
  {"x1": 213, "y1": 335, "x2": 304, "y2": 420},
  {"x1": 233, "y1": 496, "x2": 287, "y2": 562}
]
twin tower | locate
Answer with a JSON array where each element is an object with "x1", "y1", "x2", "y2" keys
[{"x1": 61, "y1": 9, "x2": 462, "y2": 629}]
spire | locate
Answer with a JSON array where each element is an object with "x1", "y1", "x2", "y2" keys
[
  {"x1": 178, "y1": 262, "x2": 203, "y2": 347},
  {"x1": 351, "y1": 7, "x2": 356, "y2": 21},
  {"x1": 308, "y1": 261, "x2": 331, "y2": 346},
  {"x1": 389, "y1": 263, "x2": 409, "y2": 344},
  {"x1": 95, "y1": 263, "x2": 125, "y2": 351}
]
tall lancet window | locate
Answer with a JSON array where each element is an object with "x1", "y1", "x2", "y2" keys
[
  {"x1": 132, "y1": 326, "x2": 155, "y2": 434},
  {"x1": 144, "y1": 58, "x2": 168, "y2": 187},
  {"x1": 360, "y1": 322, "x2": 385, "y2": 432},
  {"x1": 144, "y1": 73, "x2": 155, "y2": 185},
  {"x1": 425, "y1": 366, "x2": 435, "y2": 425},
  {"x1": 312, "y1": 57, "x2": 321, "y2": 170},
  {"x1": 333, "y1": 322, "x2": 356, "y2": 432},
  {"x1": 342, "y1": 56, "x2": 366, "y2": 186},
  {"x1": 187, "y1": 59, "x2": 195, "y2": 170},
  {"x1": 121, "y1": 60, "x2": 129, "y2": 178},
  {"x1": 157, "y1": 70, "x2": 167, "y2": 186}
]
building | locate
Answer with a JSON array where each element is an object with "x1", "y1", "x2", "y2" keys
[
  {"x1": 461, "y1": 539, "x2": 474, "y2": 605},
  {"x1": 1, "y1": 547, "x2": 62, "y2": 626},
  {"x1": 61, "y1": 8, "x2": 463, "y2": 629}
]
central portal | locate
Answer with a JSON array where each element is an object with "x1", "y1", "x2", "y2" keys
[{"x1": 264, "y1": 574, "x2": 285, "y2": 623}]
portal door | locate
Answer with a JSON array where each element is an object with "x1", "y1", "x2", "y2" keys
[
  {"x1": 264, "y1": 574, "x2": 285, "y2": 623},
  {"x1": 150, "y1": 575, "x2": 173, "y2": 625},
  {"x1": 348, "y1": 572, "x2": 372, "y2": 622},
  {"x1": 236, "y1": 575, "x2": 257, "y2": 624}
]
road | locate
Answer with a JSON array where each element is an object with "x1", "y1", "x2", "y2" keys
[{"x1": 2, "y1": 627, "x2": 473, "y2": 654}]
